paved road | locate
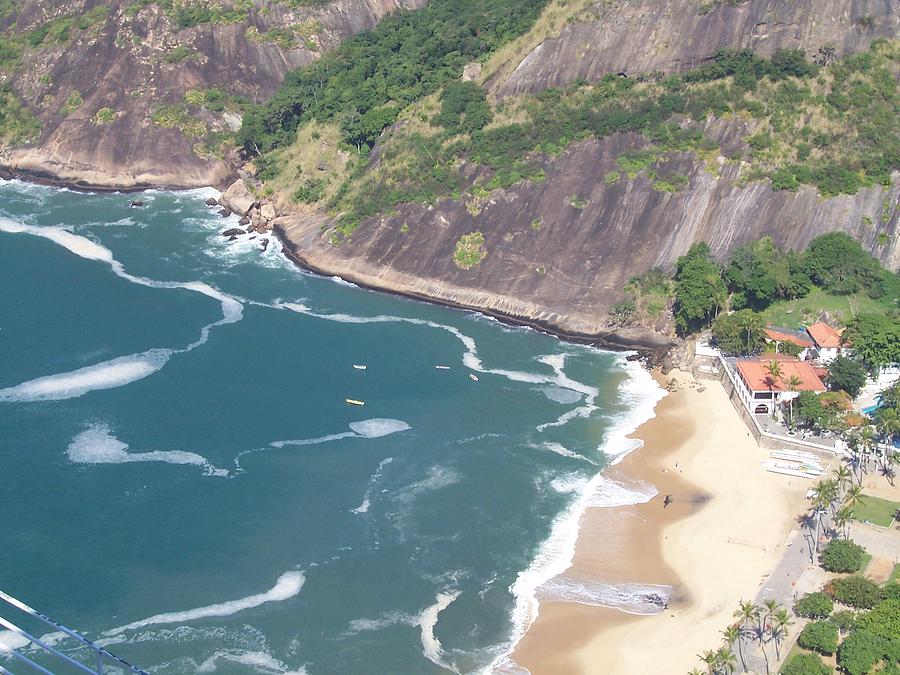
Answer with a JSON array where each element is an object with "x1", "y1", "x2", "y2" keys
[{"x1": 736, "y1": 526, "x2": 817, "y2": 674}]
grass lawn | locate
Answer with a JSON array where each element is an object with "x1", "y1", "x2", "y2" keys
[
  {"x1": 851, "y1": 495, "x2": 900, "y2": 527},
  {"x1": 890, "y1": 563, "x2": 900, "y2": 583},
  {"x1": 759, "y1": 287, "x2": 892, "y2": 329}
]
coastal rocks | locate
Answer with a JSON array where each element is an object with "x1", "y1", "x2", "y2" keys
[
  {"x1": 218, "y1": 208, "x2": 231, "y2": 218},
  {"x1": 260, "y1": 203, "x2": 277, "y2": 222},
  {"x1": 218, "y1": 179, "x2": 256, "y2": 217},
  {"x1": 260, "y1": 238, "x2": 269, "y2": 252},
  {"x1": 238, "y1": 216, "x2": 251, "y2": 226},
  {"x1": 205, "y1": 197, "x2": 219, "y2": 207},
  {"x1": 130, "y1": 200, "x2": 144, "y2": 208},
  {"x1": 221, "y1": 228, "x2": 245, "y2": 238}
]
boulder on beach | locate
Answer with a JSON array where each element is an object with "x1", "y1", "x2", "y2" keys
[{"x1": 218, "y1": 179, "x2": 256, "y2": 216}]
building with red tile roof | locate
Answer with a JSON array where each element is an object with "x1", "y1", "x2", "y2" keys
[
  {"x1": 764, "y1": 326, "x2": 813, "y2": 349},
  {"x1": 732, "y1": 357, "x2": 827, "y2": 415},
  {"x1": 805, "y1": 322, "x2": 845, "y2": 362}
]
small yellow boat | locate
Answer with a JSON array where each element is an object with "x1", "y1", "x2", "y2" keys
[{"x1": 345, "y1": 398, "x2": 365, "y2": 406}]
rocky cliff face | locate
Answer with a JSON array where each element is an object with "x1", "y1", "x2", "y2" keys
[
  {"x1": 277, "y1": 131, "x2": 898, "y2": 344},
  {"x1": 0, "y1": 0, "x2": 424, "y2": 189},
  {"x1": 488, "y1": 0, "x2": 898, "y2": 96}
]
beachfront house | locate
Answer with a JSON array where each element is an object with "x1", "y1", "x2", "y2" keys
[
  {"x1": 805, "y1": 322, "x2": 845, "y2": 363},
  {"x1": 764, "y1": 326, "x2": 813, "y2": 359},
  {"x1": 732, "y1": 356, "x2": 827, "y2": 416}
]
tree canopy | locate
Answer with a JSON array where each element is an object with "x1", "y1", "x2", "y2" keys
[
  {"x1": 712, "y1": 309, "x2": 767, "y2": 354},
  {"x1": 673, "y1": 243, "x2": 727, "y2": 334},
  {"x1": 844, "y1": 313, "x2": 900, "y2": 371},
  {"x1": 826, "y1": 355, "x2": 869, "y2": 399}
]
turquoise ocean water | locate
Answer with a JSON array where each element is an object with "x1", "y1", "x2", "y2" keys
[{"x1": 0, "y1": 179, "x2": 664, "y2": 674}]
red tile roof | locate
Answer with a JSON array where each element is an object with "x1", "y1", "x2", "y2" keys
[
  {"x1": 736, "y1": 359, "x2": 827, "y2": 393},
  {"x1": 806, "y1": 322, "x2": 843, "y2": 349},
  {"x1": 764, "y1": 327, "x2": 813, "y2": 348}
]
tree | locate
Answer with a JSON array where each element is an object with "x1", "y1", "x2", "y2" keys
[
  {"x1": 837, "y1": 630, "x2": 890, "y2": 675},
  {"x1": 797, "y1": 620, "x2": 838, "y2": 655},
  {"x1": 802, "y1": 232, "x2": 882, "y2": 295},
  {"x1": 819, "y1": 538, "x2": 867, "y2": 572},
  {"x1": 434, "y1": 81, "x2": 493, "y2": 134},
  {"x1": 712, "y1": 310, "x2": 767, "y2": 354},
  {"x1": 721, "y1": 624, "x2": 745, "y2": 672},
  {"x1": 715, "y1": 646, "x2": 737, "y2": 675},
  {"x1": 765, "y1": 360, "x2": 783, "y2": 417},
  {"x1": 843, "y1": 313, "x2": 900, "y2": 372},
  {"x1": 793, "y1": 591, "x2": 833, "y2": 619},
  {"x1": 724, "y1": 237, "x2": 810, "y2": 310},
  {"x1": 786, "y1": 374, "x2": 802, "y2": 427},
  {"x1": 833, "y1": 504, "x2": 854, "y2": 539},
  {"x1": 826, "y1": 355, "x2": 868, "y2": 398},
  {"x1": 769, "y1": 607, "x2": 792, "y2": 660},
  {"x1": 780, "y1": 652, "x2": 830, "y2": 675},
  {"x1": 674, "y1": 242, "x2": 728, "y2": 334},
  {"x1": 828, "y1": 576, "x2": 883, "y2": 609}
]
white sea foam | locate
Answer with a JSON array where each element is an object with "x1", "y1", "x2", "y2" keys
[
  {"x1": 0, "y1": 218, "x2": 244, "y2": 401},
  {"x1": 346, "y1": 610, "x2": 415, "y2": 634},
  {"x1": 349, "y1": 419, "x2": 411, "y2": 438},
  {"x1": 351, "y1": 456, "x2": 393, "y2": 514},
  {"x1": 539, "y1": 386, "x2": 583, "y2": 405},
  {"x1": 329, "y1": 275, "x2": 358, "y2": 287},
  {"x1": 67, "y1": 424, "x2": 229, "y2": 477},
  {"x1": 197, "y1": 650, "x2": 308, "y2": 674},
  {"x1": 485, "y1": 358, "x2": 666, "y2": 674},
  {"x1": 418, "y1": 591, "x2": 460, "y2": 673},
  {"x1": 0, "y1": 629, "x2": 30, "y2": 651},
  {"x1": 269, "y1": 432, "x2": 356, "y2": 449},
  {"x1": 539, "y1": 442, "x2": 596, "y2": 465},
  {"x1": 537, "y1": 578, "x2": 672, "y2": 615},
  {"x1": 0, "y1": 350, "x2": 171, "y2": 402},
  {"x1": 104, "y1": 571, "x2": 304, "y2": 636},
  {"x1": 395, "y1": 465, "x2": 460, "y2": 503}
]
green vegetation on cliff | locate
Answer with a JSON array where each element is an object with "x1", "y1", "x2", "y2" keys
[
  {"x1": 246, "y1": 25, "x2": 897, "y2": 238},
  {"x1": 237, "y1": 0, "x2": 551, "y2": 156},
  {"x1": 0, "y1": 84, "x2": 40, "y2": 145}
]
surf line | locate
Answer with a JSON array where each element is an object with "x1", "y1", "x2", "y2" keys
[{"x1": 0, "y1": 218, "x2": 244, "y2": 402}]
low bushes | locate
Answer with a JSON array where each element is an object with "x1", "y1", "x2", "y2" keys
[
  {"x1": 820, "y1": 538, "x2": 867, "y2": 573},
  {"x1": 828, "y1": 576, "x2": 883, "y2": 609},
  {"x1": 836, "y1": 630, "x2": 892, "y2": 675},
  {"x1": 797, "y1": 620, "x2": 839, "y2": 655},
  {"x1": 794, "y1": 591, "x2": 834, "y2": 618},
  {"x1": 780, "y1": 652, "x2": 831, "y2": 675}
]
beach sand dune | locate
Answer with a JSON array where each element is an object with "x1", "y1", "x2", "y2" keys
[{"x1": 514, "y1": 370, "x2": 808, "y2": 674}]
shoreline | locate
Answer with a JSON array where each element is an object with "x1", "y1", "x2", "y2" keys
[
  {"x1": 0, "y1": 173, "x2": 674, "y2": 359},
  {"x1": 513, "y1": 369, "x2": 808, "y2": 674}
]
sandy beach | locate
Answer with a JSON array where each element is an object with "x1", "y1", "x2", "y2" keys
[{"x1": 514, "y1": 369, "x2": 809, "y2": 674}]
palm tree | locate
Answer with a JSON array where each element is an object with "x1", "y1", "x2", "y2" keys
[
  {"x1": 765, "y1": 360, "x2": 783, "y2": 419},
  {"x1": 688, "y1": 669, "x2": 704, "y2": 675},
  {"x1": 698, "y1": 649, "x2": 719, "y2": 675},
  {"x1": 834, "y1": 464, "x2": 853, "y2": 497},
  {"x1": 785, "y1": 374, "x2": 802, "y2": 427},
  {"x1": 733, "y1": 600, "x2": 759, "y2": 672},
  {"x1": 809, "y1": 480, "x2": 834, "y2": 550},
  {"x1": 770, "y1": 608, "x2": 793, "y2": 661},
  {"x1": 749, "y1": 617, "x2": 770, "y2": 674},
  {"x1": 722, "y1": 624, "x2": 745, "y2": 672},
  {"x1": 716, "y1": 646, "x2": 737, "y2": 675},
  {"x1": 860, "y1": 426, "x2": 877, "y2": 477},
  {"x1": 834, "y1": 504, "x2": 853, "y2": 539}
]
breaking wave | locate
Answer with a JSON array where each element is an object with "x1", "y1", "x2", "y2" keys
[
  {"x1": 419, "y1": 591, "x2": 461, "y2": 673},
  {"x1": 537, "y1": 578, "x2": 672, "y2": 616},
  {"x1": 0, "y1": 217, "x2": 243, "y2": 401},
  {"x1": 197, "y1": 650, "x2": 308, "y2": 675}
]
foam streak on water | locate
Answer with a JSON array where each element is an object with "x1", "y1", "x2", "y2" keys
[
  {"x1": 419, "y1": 591, "x2": 461, "y2": 673},
  {"x1": 104, "y1": 571, "x2": 305, "y2": 637},
  {"x1": 67, "y1": 424, "x2": 229, "y2": 477},
  {"x1": 0, "y1": 217, "x2": 243, "y2": 401}
]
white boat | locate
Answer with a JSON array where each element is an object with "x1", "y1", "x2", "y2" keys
[
  {"x1": 770, "y1": 451, "x2": 823, "y2": 469},
  {"x1": 345, "y1": 398, "x2": 365, "y2": 406},
  {"x1": 469, "y1": 374, "x2": 479, "y2": 381},
  {"x1": 353, "y1": 364, "x2": 367, "y2": 370},
  {"x1": 435, "y1": 365, "x2": 450, "y2": 370}
]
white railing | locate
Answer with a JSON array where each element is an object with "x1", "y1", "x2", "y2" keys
[{"x1": 0, "y1": 590, "x2": 147, "y2": 675}]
